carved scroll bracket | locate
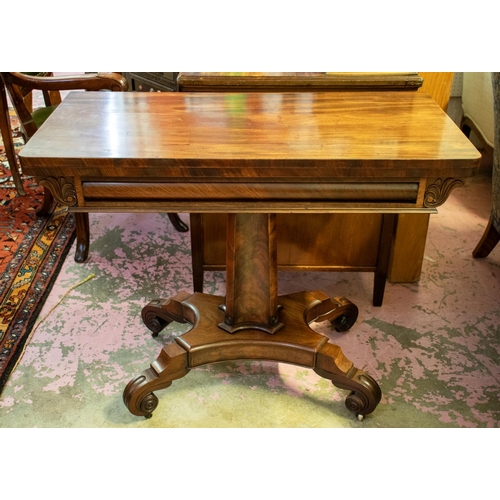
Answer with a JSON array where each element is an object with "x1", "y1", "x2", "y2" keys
[
  {"x1": 424, "y1": 178, "x2": 464, "y2": 208},
  {"x1": 39, "y1": 176, "x2": 77, "y2": 207}
]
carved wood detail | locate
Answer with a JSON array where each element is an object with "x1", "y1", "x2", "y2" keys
[
  {"x1": 424, "y1": 178, "x2": 464, "y2": 207},
  {"x1": 39, "y1": 176, "x2": 77, "y2": 207},
  {"x1": 125, "y1": 291, "x2": 382, "y2": 419}
]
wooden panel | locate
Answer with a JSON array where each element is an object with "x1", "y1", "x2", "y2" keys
[
  {"x1": 277, "y1": 213, "x2": 382, "y2": 268},
  {"x1": 200, "y1": 212, "x2": 434, "y2": 281},
  {"x1": 82, "y1": 181, "x2": 420, "y2": 202},
  {"x1": 388, "y1": 213, "x2": 430, "y2": 282},
  {"x1": 178, "y1": 72, "x2": 423, "y2": 92},
  {"x1": 202, "y1": 213, "x2": 383, "y2": 270}
]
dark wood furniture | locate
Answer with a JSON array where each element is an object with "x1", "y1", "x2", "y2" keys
[
  {"x1": 19, "y1": 91, "x2": 480, "y2": 419},
  {"x1": 472, "y1": 73, "x2": 500, "y2": 258},
  {"x1": 0, "y1": 78, "x2": 25, "y2": 193},
  {"x1": 177, "y1": 72, "x2": 423, "y2": 92},
  {"x1": 176, "y1": 72, "x2": 432, "y2": 302},
  {"x1": 0, "y1": 72, "x2": 188, "y2": 262},
  {"x1": 121, "y1": 72, "x2": 179, "y2": 92}
]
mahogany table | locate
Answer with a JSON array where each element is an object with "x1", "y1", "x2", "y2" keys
[
  {"x1": 177, "y1": 72, "x2": 428, "y2": 298},
  {"x1": 19, "y1": 91, "x2": 480, "y2": 419}
]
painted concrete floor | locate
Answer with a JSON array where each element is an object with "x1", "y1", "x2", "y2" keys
[{"x1": 0, "y1": 168, "x2": 498, "y2": 428}]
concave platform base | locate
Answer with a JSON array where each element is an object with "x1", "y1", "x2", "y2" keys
[{"x1": 123, "y1": 290, "x2": 381, "y2": 419}]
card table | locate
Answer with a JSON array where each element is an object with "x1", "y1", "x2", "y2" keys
[{"x1": 19, "y1": 91, "x2": 480, "y2": 419}]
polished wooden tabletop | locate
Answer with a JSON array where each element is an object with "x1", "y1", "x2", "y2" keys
[{"x1": 20, "y1": 91, "x2": 480, "y2": 181}]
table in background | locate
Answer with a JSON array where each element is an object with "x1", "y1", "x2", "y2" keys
[{"x1": 176, "y1": 72, "x2": 432, "y2": 302}]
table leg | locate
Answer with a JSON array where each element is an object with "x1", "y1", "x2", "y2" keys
[
  {"x1": 373, "y1": 213, "x2": 398, "y2": 306},
  {"x1": 124, "y1": 213, "x2": 382, "y2": 419},
  {"x1": 74, "y1": 213, "x2": 90, "y2": 263},
  {"x1": 221, "y1": 213, "x2": 283, "y2": 334}
]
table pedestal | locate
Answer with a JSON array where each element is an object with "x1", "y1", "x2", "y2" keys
[{"x1": 123, "y1": 214, "x2": 382, "y2": 419}]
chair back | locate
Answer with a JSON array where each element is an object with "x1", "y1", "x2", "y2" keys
[
  {"x1": 491, "y1": 73, "x2": 499, "y2": 232},
  {"x1": 462, "y1": 72, "x2": 495, "y2": 149},
  {"x1": 1, "y1": 72, "x2": 60, "y2": 139},
  {"x1": 0, "y1": 71, "x2": 128, "y2": 195}
]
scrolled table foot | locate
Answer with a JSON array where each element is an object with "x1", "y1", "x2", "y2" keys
[
  {"x1": 124, "y1": 373, "x2": 168, "y2": 418},
  {"x1": 343, "y1": 371, "x2": 382, "y2": 417},
  {"x1": 141, "y1": 291, "x2": 197, "y2": 337},
  {"x1": 329, "y1": 297, "x2": 359, "y2": 332},
  {"x1": 142, "y1": 306, "x2": 171, "y2": 337},
  {"x1": 139, "y1": 392, "x2": 159, "y2": 419},
  {"x1": 315, "y1": 342, "x2": 382, "y2": 418},
  {"x1": 123, "y1": 341, "x2": 189, "y2": 418},
  {"x1": 302, "y1": 291, "x2": 358, "y2": 332}
]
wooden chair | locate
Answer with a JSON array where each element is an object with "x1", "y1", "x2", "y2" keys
[
  {"x1": 471, "y1": 73, "x2": 500, "y2": 257},
  {"x1": 0, "y1": 72, "x2": 188, "y2": 263},
  {"x1": 1, "y1": 73, "x2": 61, "y2": 186},
  {"x1": 0, "y1": 77, "x2": 25, "y2": 193},
  {"x1": 460, "y1": 72, "x2": 495, "y2": 153}
]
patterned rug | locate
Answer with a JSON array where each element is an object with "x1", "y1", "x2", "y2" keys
[{"x1": 0, "y1": 110, "x2": 75, "y2": 392}]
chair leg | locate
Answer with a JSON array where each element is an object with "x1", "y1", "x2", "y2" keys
[
  {"x1": 168, "y1": 213, "x2": 189, "y2": 232},
  {"x1": 0, "y1": 82, "x2": 25, "y2": 195},
  {"x1": 460, "y1": 117, "x2": 472, "y2": 139},
  {"x1": 74, "y1": 212, "x2": 90, "y2": 263},
  {"x1": 472, "y1": 218, "x2": 500, "y2": 258}
]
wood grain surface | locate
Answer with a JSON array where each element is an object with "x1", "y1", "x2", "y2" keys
[
  {"x1": 20, "y1": 91, "x2": 480, "y2": 178},
  {"x1": 177, "y1": 72, "x2": 423, "y2": 92}
]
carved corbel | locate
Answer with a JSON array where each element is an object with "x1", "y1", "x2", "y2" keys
[
  {"x1": 423, "y1": 178, "x2": 464, "y2": 208},
  {"x1": 39, "y1": 176, "x2": 77, "y2": 207}
]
